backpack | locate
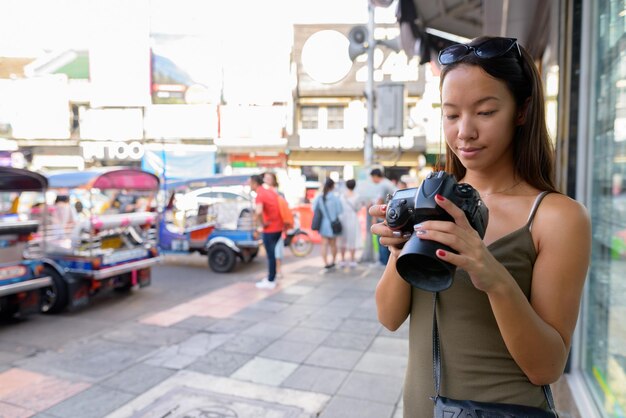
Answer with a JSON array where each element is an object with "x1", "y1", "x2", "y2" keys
[{"x1": 277, "y1": 195, "x2": 294, "y2": 230}]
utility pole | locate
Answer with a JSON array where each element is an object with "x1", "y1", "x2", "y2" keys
[{"x1": 361, "y1": 1, "x2": 377, "y2": 263}]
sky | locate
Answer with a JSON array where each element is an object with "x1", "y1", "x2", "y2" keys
[
  {"x1": 0, "y1": 0, "x2": 398, "y2": 104},
  {"x1": 0, "y1": 0, "x2": 397, "y2": 56}
]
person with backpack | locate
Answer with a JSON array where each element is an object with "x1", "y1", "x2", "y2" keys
[
  {"x1": 250, "y1": 174, "x2": 283, "y2": 289},
  {"x1": 263, "y1": 172, "x2": 292, "y2": 279}
]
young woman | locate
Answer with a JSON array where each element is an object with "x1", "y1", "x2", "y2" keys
[
  {"x1": 370, "y1": 37, "x2": 591, "y2": 416},
  {"x1": 338, "y1": 179, "x2": 363, "y2": 268},
  {"x1": 312, "y1": 178, "x2": 343, "y2": 269},
  {"x1": 263, "y1": 171, "x2": 285, "y2": 278}
]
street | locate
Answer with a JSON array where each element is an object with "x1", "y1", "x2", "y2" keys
[{"x1": 0, "y1": 249, "x2": 407, "y2": 418}]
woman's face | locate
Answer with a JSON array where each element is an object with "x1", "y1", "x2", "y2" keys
[{"x1": 441, "y1": 64, "x2": 519, "y2": 172}]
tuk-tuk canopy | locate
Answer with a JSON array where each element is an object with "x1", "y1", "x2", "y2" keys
[
  {"x1": 165, "y1": 174, "x2": 250, "y2": 191},
  {"x1": 0, "y1": 167, "x2": 48, "y2": 192},
  {"x1": 47, "y1": 168, "x2": 160, "y2": 191}
]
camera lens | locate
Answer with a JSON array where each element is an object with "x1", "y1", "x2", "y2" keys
[{"x1": 388, "y1": 208, "x2": 398, "y2": 219}]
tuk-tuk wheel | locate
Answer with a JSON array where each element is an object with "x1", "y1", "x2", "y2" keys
[
  {"x1": 207, "y1": 244, "x2": 237, "y2": 273},
  {"x1": 40, "y1": 267, "x2": 69, "y2": 314}
]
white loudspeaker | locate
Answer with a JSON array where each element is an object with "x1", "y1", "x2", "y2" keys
[{"x1": 348, "y1": 26, "x2": 369, "y2": 61}]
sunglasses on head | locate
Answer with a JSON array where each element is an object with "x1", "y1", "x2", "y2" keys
[{"x1": 438, "y1": 37, "x2": 521, "y2": 66}]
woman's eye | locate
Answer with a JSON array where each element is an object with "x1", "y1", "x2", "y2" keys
[
  {"x1": 478, "y1": 110, "x2": 496, "y2": 116},
  {"x1": 444, "y1": 114, "x2": 458, "y2": 120}
]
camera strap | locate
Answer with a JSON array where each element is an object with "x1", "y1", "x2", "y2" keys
[{"x1": 431, "y1": 292, "x2": 556, "y2": 410}]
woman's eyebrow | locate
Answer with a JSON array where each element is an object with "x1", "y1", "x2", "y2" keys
[{"x1": 442, "y1": 96, "x2": 500, "y2": 108}]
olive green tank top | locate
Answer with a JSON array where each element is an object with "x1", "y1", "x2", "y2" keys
[{"x1": 403, "y1": 192, "x2": 551, "y2": 417}]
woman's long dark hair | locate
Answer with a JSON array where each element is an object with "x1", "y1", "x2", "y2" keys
[
  {"x1": 323, "y1": 178, "x2": 335, "y2": 200},
  {"x1": 440, "y1": 36, "x2": 557, "y2": 193}
]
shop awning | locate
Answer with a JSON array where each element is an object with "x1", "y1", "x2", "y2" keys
[{"x1": 407, "y1": 0, "x2": 551, "y2": 58}]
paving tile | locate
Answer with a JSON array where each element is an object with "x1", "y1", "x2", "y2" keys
[
  {"x1": 170, "y1": 315, "x2": 219, "y2": 331},
  {"x1": 100, "y1": 363, "x2": 175, "y2": 394},
  {"x1": 280, "y1": 285, "x2": 315, "y2": 295},
  {"x1": 301, "y1": 314, "x2": 344, "y2": 331},
  {"x1": 349, "y1": 306, "x2": 379, "y2": 321},
  {"x1": 368, "y1": 336, "x2": 409, "y2": 358},
  {"x1": 281, "y1": 365, "x2": 348, "y2": 395},
  {"x1": 176, "y1": 332, "x2": 235, "y2": 357},
  {"x1": 0, "y1": 402, "x2": 34, "y2": 418},
  {"x1": 231, "y1": 307, "x2": 276, "y2": 322},
  {"x1": 337, "y1": 318, "x2": 382, "y2": 336},
  {"x1": 4, "y1": 375, "x2": 90, "y2": 412},
  {"x1": 231, "y1": 357, "x2": 298, "y2": 386},
  {"x1": 100, "y1": 323, "x2": 192, "y2": 347},
  {"x1": 186, "y1": 349, "x2": 252, "y2": 376},
  {"x1": 338, "y1": 371, "x2": 403, "y2": 404},
  {"x1": 322, "y1": 331, "x2": 376, "y2": 351},
  {"x1": 249, "y1": 299, "x2": 291, "y2": 312},
  {"x1": 216, "y1": 334, "x2": 275, "y2": 355},
  {"x1": 304, "y1": 346, "x2": 363, "y2": 370},
  {"x1": 17, "y1": 340, "x2": 155, "y2": 381},
  {"x1": 264, "y1": 292, "x2": 302, "y2": 303},
  {"x1": 353, "y1": 352, "x2": 407, "y2": 378},
  {"x1": 259, "y1": 339, "x2": 318, "y2": 363},
  {"x1": 241, "y1": 322, "x2": 292, "y2": 339},
  {"x1": 205, "y1": 318, "x2": 256, "y2": 334},
  {"x1": 0, "y1": 368, "x2": 47, "y2": 398},
  {"x1": 44, "y1": 386, "x2": 135, "y2": 418},
  {"x1": 319, "y1": 395, "x2": 394, "y2": 418},
  {"x1": 282, "y1": 327, "x2": 331, "y2": 345}
]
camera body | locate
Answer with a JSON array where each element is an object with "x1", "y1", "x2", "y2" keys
[{"x1": 385, "y1": 171, "x2": 489, "y2": 292}]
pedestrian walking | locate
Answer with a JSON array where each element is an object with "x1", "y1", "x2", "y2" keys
[
  {"x1": 249, "y1": 174, "x2": 283, "y2": 290},
  {"x1": 370, "y1": 36, "x2": 591, "y2": 417},
  {"x1": 263, "y1": 171, "x2": 285, "y2": 279},
  {"x1": 370, "y1": 168, "x2": 397, "y2": 266},
  {"x1": 312, "y1": 178, "x2": 343, "y2": 269},
  {"x1": 338, "y1": 179, "x2": 362, "y2": 268}
]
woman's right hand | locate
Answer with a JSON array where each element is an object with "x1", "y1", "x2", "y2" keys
[{"x1": 369, "y1": 205, "x2": 412, "y2": 257}]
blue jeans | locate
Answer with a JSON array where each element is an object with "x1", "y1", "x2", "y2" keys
[
  {"x1": 378, "y1": 237, "x2": 390, "y2": 265},
  {"x1": 262, "y1": 231, "x2": 282, "y2": 282}
]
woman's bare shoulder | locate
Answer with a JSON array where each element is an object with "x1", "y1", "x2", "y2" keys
[{"x1": 533, "y1": 192, "x2": 590, "y2": 244}]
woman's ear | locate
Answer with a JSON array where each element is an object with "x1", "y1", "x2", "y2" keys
[{"x1": 515, "y1": 97, "x2": 531, "y2": 125}]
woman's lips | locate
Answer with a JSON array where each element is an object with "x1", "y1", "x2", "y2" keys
[{"x1": 459, "y1": 147, "x2": 482, "y2": 158}]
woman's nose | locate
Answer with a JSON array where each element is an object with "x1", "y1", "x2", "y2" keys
[{"x1": 457, "y1": 117, "x2": 477, "y2": 140}]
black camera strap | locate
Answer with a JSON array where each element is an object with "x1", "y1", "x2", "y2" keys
[{"x1": 431, "y1": 292, "x2": 556, "y2": 411}]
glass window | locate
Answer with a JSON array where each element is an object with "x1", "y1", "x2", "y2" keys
[
  {"x1": 301, "y1": 106, "x2": 319, "y2": 129},
  {"x1": 327, "y1": 106, "x2": 345, "y2": 129},
  {"x1": 584, "y1": 0, "x2": 626, "y2": 416}
]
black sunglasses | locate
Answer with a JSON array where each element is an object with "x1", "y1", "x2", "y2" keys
[{"x1": 438, "y1": 37, "x2": 521, "y2": 65}]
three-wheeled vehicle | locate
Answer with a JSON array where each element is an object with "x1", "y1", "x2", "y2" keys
[
  {"x1": 160, "y1": 175, "x2": 262, "y2": 273},
  {"x1": 0, "y1": 167, "x2": 54, "y2": 318},
  {"x1": 33, "y1": 168, "x2": 161, "y2": 312}
]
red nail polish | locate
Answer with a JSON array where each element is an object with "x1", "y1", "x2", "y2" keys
[
  {"x1": 381, "y1": 205, "x2": 387, "y2": 212},
  {"x1": 436, "y1": 249, "x2": 446, "y2": 257},
  {"x1": 435, "y1": 194, "x2": 444, "y2": 201}
]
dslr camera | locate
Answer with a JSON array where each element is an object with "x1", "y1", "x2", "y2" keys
[{"x1": 385, "y1": 171, "x2": 488, "y2": 292}]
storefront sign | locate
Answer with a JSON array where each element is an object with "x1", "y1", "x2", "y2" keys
[{"x1": 81, "y1": 141, "x2": 145, "y2": 161}]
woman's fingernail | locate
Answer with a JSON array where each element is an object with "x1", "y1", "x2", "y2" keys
[
  {"x1": 381, "y1": 205, "x2": 387, "y2": 212},
  {"x1": 414, "y1": 223, "x2": 423, "y2": 230},
  {"x1": 392, "y1": 231, "x2": 401, "y2": 237},
  {"x1": 402, "y1": 233, "x2": 413, "y2": 238},
  {"x1": 435, "y1": 194, "x2": 444, "y2": 202},
  {"x1": 436, "y1": 249, "x2": 446, "y2": 257},
  {"x1": 416, "y1": 230, "x2": 426, "y2": 236}
]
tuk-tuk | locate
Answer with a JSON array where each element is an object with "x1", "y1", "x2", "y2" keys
[
  {"x1": 0, "y1": 167, "x2": 54, "y2": 318},
  {"x1": 36, "y1": 168, "x2": 161, "y2": 312},
  {"x1": 160, "y1": 174, "x2": 262, "y2": 273}
]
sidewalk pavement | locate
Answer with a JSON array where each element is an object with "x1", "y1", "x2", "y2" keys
[{"x1": 0, "y1": 256, "x2": 408, "y2": 418}]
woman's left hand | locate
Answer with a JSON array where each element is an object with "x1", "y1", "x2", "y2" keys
[{"x1": 415, "y1": 194, "x2": 504, "y2": 293}]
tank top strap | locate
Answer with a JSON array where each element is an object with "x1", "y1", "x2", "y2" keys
[{"x1": 526, "y1": 191, "x2": 551, "y2": 231}]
